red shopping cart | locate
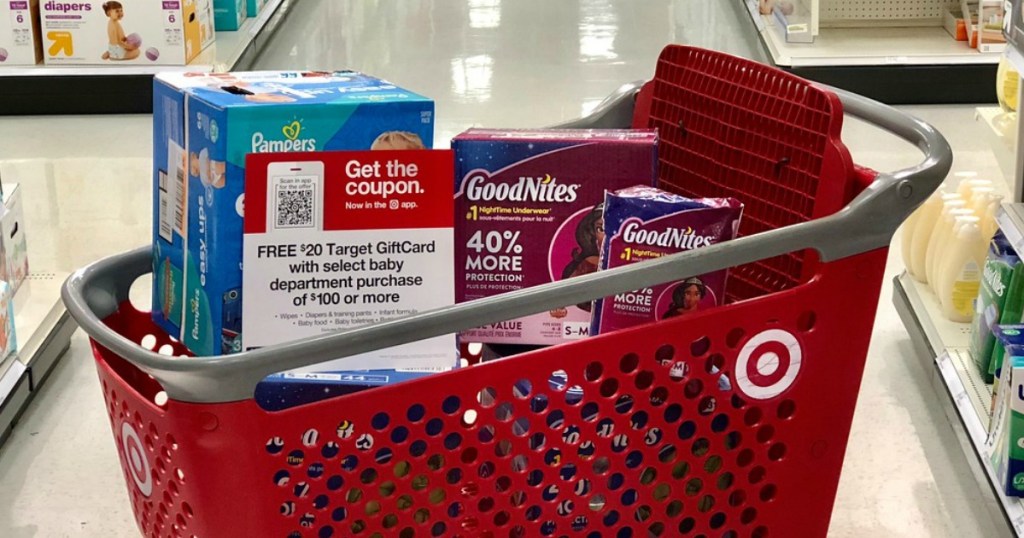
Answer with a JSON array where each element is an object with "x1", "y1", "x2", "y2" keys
[{"x1": 62, "y1": 46, "x2": 950, "y2": 538}]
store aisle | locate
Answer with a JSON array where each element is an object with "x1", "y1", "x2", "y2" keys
[{"x1": 0, "y1": 1, "x2": 1012, "y2": 536}]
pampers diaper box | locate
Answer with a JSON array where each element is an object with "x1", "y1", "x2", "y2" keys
[
  {"x1": 41, "y1": 0, "x2": 214, "y2": 65},
  {"x1": 453, "y1": 129, "x2": 658, "y2": 346},
  {"x1": 0, "y1": 0, "x2": 42, "y2": 65},
  {"x1": 152, "y1": 70, "x2": 435, "y2": 356}
]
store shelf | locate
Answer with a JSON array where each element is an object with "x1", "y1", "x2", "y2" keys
[
  {"x1": 0, "y1": 0, "x2": 298, "y2": 115},
  {"x1": 740, "y1": 0, "x2": 998, "y2": 103},
  {"x1": 0, "y1": 352, "x2": 28, "y2": 446},
  {"x1": 0, "y1": 270, "x2": 74, "y2": 449},
  {"x1": 976, "y1": 106, "x2": 1018, "y2": 188},
  {"x1": 894, "y1": 271, "x2": 1024, "y2": 537}
]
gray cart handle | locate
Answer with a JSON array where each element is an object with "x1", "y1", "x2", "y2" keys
[{"x1": 62, "y1": 85, "x2": 951, "y2": 404}]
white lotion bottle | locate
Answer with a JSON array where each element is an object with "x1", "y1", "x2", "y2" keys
[
  {"x1": 958, "y1": 178, "x2": 993, "y2": 200},
  {"x1": 909, "y1": 191, "x2": 954, "y2": 282},
  {"x1": 925, "y1": 199, "x2": 969, "y2": 286},
  {"x1": 930, "y1": 207, "x2": 976, "y2": 299},
  {"x1": 936, "y1": 216, "x2": 986, "y2": 322}
]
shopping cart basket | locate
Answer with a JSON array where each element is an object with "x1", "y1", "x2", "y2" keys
[{"x1": 62, "y1": 46, "x2": 951, "y2": 538}]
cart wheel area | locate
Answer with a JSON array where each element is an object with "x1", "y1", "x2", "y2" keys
[{"x1": 92, "y1": 244, "x2": 887, "y2": 538}]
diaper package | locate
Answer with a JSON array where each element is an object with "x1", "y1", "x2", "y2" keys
[
  {"x1": 989, "y1": 325, "x2": 1024, "y2": 497},
  {"x1": 0, "y1": 0, "x2": 42, "y2": 65},
  {"x1": 2, "y1": 183, "x2": 28, "y2": 292},
  {"x1": 0, "y1": 282, "x2": 15, "y2": 362},
  {"x1": 152, "y1": 71, "x2": 434, "y2": 356},
  {"x1": 453, "y1": 129, "x2": 658, "y2": 346},
  {"x1": 971, "y1": 233, "x2": 1024, "y2": 382},
  {"x1": 213, "y1": 0, "x2": 244, "y2": 31},
  {"x1": 591, "y1": 187, "x2": 743, "y2": 336},
  {"x1": 41, "y1": 0, "x2": 214, "y2": 65}
]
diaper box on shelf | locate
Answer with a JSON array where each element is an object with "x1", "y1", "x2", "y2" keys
[
  {"x1": 246, "y1": 0, "x2": 263, "y2": 18},
  {"x1": 151, "y1": 70, "x2": 435, "y2": 356},
  {"x1": 0, "y1": 282, "x2": 16, "y2": 361},
  {"x1": 40, "y1": 0, "x2": 214, "y2": 65},
  {"x1": 213, "y1": 0, "x2": 244, "y2": 31},
  {"x1": 2, "y1": 183, "x2": 28, "y2": 292},
  {"x1": 0, "y1": 0, "x2": 42, "y2": 65}
]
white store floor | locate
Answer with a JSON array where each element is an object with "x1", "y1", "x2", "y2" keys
[{"x1": 0, "y1": 0, "x2": 1014, "y2": 536}]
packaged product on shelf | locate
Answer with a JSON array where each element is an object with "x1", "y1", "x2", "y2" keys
[
  {"x1": 590, "y1": 186, "x2": 743, "y2": 336},
  {"x1": 40, "y1": 0, "x2": 214, "y2": 65},
  {"x1": 0, "y1": 282, "x2": 15, "y2": 360},
  {"x1": 213, "y1": 0, "x2": 245, "y2": 31},
  {"x1": 246, "y1": 0, "x2": 263, "y2": 17},
  {"x1": 2, "y1": 183, "x2": 28, "y2": 292},
  {"x1": 970, "y1": 233, "x2": 1024, "y2": 382},
  {"x1": 151, "y1": 70, "x2": 435, "y2": 356},
  {"x1": 989, "y1": 325, "x2": 1024, "y2": 497},
  {"x1": 0, "y1": 0, "x2": 42, "y2": 65},
  {"x1": 452, "y1": 128, "x2": 658, "y2": 346},
  {"x1": 241, "y1": 149, "x2": 455, "y2": 372},
  {"x1": 936, "y1": 215, "x2": 987, "y2": 322}
]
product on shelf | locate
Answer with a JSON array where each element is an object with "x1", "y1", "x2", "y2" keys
[
  {"x1": 988, "y1": 325, "x2": 1024, "y2": 496},
  {"x1": 246, "y1": 0, "x2": 263, "y2": 17},
  {"x1": 0, "y1": 0, "x2": 42, "y2": 65},
  {"x1": 906, "y1": 190, "x2": 946, "y2": 282},
  {"x1": 970, "y1": 234, "x2": 1024, "y2": 382},
  {"x1": 926, "y1": 202, "x2": 971, "y2": 289},
  {"x1": 241, "y1": 149, "x2": 455, "y2": 372},
  {"x1": 151, "y1": 71, "x2": 435, "y2": 356},
  {"x1": 40, "y1": 0, "x2": 214, "y2": 65},
  {"x1": 0, "y1": 282, "x2": 15, "y2": 361},
  {"x1": 944, "y1": 7, "x2": 969, "y2": 41},
  {"x1": 590, "y1": 186, "x2": 742, "y2": 336},
  {"x1": 452, "y1": 128, "x2": 658, "y2": 346},
  {"x1": 936, "y1": 215, "x2": 987, "y2": 322},
  {"x1": 2, "y1": 183, "x2": 28, "y2": 292},
  {"x1": 213, "y1": 0, "x2": 245, "y2": 31}
]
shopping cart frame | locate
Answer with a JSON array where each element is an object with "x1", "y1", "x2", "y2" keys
[
  {"x1": 62, "y1": 48, "x2": 952, "y2": 538},
  {"x1": 63, "y1": 85, "x2": 948, "y2": 404}
]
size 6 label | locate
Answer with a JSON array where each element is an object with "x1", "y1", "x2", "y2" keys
[{"x1": 243, "y1": 150, "x2": 455, "y2": 371}]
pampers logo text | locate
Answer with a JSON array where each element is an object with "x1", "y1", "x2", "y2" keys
[
  {"x1": 251, "y1": 119, "x2": 317, "y2": 153},
  {"x1": 622, "y1": 222, "x2": 716, "y2": 250},
  {"x1": 465, "y1": 173, "x2": 580, "y2": 203},
  {"x1": 45, "y1": 1, "x2": 91, "y2": 12}
]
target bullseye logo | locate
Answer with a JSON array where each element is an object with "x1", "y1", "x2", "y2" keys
[
  {"x1": 121, "y1": 422, "x2": 153, "y2": 497},
  {"x1": 735, "y1": 329, "x2": 802, "y2": 400}
]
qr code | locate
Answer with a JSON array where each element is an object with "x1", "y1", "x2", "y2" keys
[{"x1": 275, "y1": 187, "x2": 314, "y2": 228}]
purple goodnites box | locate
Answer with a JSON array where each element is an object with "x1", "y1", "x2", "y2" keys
[
  {"x1": 591, "y1": 187, "x2": 743, "y2": 336},
  {"x1": 453, "y1": 129, "x2": 658, "y2": 345}
]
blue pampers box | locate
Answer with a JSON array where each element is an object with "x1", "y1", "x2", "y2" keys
[{"x1": 151, "y1": 71, "x2": 434, "y2": 356}]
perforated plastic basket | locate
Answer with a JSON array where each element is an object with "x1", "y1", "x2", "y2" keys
[{"x1": 63, "y1": 46, "x2": 951, "y2": 538}]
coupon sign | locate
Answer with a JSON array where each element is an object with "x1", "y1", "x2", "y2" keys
[{"x1": 243, "y1": 150, "x2": 456, "y2": 372}]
